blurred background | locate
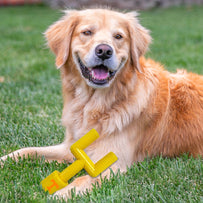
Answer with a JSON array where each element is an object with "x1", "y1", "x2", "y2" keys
[{"x1": 0, "y1": 0, "x2": 203, "y2": 10}]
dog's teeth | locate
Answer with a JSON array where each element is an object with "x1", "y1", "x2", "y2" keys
[{"x1": 91, "y1": 71, "x2": 95, "y2": 79}]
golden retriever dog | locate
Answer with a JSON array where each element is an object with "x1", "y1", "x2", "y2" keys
[{"x1": 1, "y1": 8, "x2": 203, "y2": 199}]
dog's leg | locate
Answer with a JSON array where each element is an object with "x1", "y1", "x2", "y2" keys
[
  {"x1": 53, "y1": 175, "x2": 99, "y2": 200},
  {"x1": 0, "y1": 143, "x2": 74, "y2": 164},
  {"x1": 52, "y1": 165, "x2": 124, "y2": 200}
]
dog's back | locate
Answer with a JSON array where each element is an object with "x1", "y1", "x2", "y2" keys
[
  {"x1": 167, "y1": 70, "x2": 203, "y2": 156},
  {"x1": 136, "y1": 63, "x2": 203, "y2": 159}
]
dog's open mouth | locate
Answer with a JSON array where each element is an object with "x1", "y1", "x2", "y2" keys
[{"x1": 78, "y1": 57, "x2": 116, "y2": 86}]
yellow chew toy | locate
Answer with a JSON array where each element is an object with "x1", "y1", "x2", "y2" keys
[{"x1": 41, "y1": 129, "x2": 118, "y2": 194}]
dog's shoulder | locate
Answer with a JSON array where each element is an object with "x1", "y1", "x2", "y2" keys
[
  {"x1": 169, "y1": 69, "x2": 203, "y2": 96},
  {"x1": 168, "y1": 69, "x2": 203, "y2": 117}
]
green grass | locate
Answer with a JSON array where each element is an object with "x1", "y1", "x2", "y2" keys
[{"x1": 0, "y1": 5, "x2": 203, "y2": 202}]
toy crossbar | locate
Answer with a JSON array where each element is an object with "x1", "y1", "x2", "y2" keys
[{"x1": 41, "y1": 129, "x2": 118, "y2": 194}]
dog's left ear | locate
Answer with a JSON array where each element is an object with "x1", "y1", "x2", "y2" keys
[
  {"x1": 126, "y1": 12, "x2": 152, "y2": 72},
  {"x1": 45, "y1": 10, "x2": 78, "y2": 69}
]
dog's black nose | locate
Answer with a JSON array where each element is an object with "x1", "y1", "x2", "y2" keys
[{"x1": 95, "y1": 44, "x2": 113, "y2": 60}]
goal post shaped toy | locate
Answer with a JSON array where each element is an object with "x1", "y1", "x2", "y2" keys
[{"x1": 41, "y1": 129, "x2": 118, "y2": 194}]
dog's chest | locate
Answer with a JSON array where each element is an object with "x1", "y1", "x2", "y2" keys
[{"x1": 64, "y1": 94, "x2": 107, "y2": 139}]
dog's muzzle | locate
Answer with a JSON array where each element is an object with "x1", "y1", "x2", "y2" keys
[
  {"x1": 76, "y1": 44, "x2": 118, "y2": 87},
  {"x1": 78, "y1": 56, "x2": 116, "y2": 86}
]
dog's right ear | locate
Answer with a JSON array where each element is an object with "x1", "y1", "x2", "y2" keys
[{"x1": 45, "y1": 10, "x2": 78, "y2": 69}]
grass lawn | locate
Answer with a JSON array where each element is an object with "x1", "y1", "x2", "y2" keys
[{"x1": 0, "y1": 5, "x2": 203, "y2": 202}]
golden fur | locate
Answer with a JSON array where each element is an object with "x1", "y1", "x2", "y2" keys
[{"x1": 1, "y1": 8, "x2": 203, "y2": 199}]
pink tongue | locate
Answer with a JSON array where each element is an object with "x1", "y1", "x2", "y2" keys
[{"x1": 92, "y1": 66, "x2": 109, "y2": 80}]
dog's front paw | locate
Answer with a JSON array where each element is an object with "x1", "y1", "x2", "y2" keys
[
  {"x1": 0, "y1": 155, "x2": 10, "y2": 167},
  {"x1": 52, "y1": 175, "x2": 99, "y2": 200}
]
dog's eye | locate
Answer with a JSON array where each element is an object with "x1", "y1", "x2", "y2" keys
[
  {"x1": 82, "y1": 30, "x2": 92, "y2": 36},
  {"x1": 114, "y1": 34, "x2": 123, "y2": 40}
]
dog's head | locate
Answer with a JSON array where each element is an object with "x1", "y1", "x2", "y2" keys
[{"x1": 45, "y1": 9, "x2": 151, "y2": 88}]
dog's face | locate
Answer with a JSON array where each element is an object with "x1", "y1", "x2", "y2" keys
[
  {"x1": 71, "y1": 10, "x2": 130, "y2": 88},
  {"x1": 45, "y1": 9, "x2": 151, "y2": 88}
]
